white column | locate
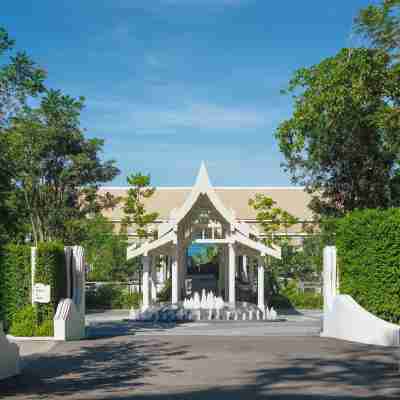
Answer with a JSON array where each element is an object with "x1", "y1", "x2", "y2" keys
[
  {"x1": 248, "y1": 257, "x2": 255, "y2": 292},
  {"x1": 218, "y1": 248, "x2": 224, "y2": 296},
  {"x1": 150, "y1": 256, "x2": 157, "y2": 302},
  {"x1": 224, "y1": 245, "x2": 229, "y2": 301},
  {"x1": 257, "y1": 257, "x2": 265, "y2": 310},
  {"x1": 323, "y1": 246, "x2": 337, "y2": 315},
  {"x1": 242, "y1": 255, "x2": 248, "y2": 282},
  {"x1": 142, "y1": 255, "x2": 150, "y2": 310},
  {"x1": 228, "y1": 243, "x2": 236, "y2": 305},
  {"x1": 171, "y1": 254, "x2": 179, "y2": 304}
]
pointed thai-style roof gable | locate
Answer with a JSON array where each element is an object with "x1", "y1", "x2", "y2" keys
[{"x1": 171, "y1": 161, "x2": 236, "y2": 226}]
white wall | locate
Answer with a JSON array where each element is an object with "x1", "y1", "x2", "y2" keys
[
  {"x1": 322, "y1": 295, "x2": 400, "y2": 347},
  {"x1": 321, "y1": 246, "x2": 400, "y2": 347},
  {"x1": 0, "y1": 323, "x2": 20, "y2": 380}
]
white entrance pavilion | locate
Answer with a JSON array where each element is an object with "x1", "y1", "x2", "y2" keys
[{"x1": 127, "y1": 162, "x2": 281, "y2": 311}]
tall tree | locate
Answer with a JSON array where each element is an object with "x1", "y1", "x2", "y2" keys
[
  {"x1": 122, "y1": 173, "x2": 159, "y2": 240},
  {"x1": 355, "y1": 0, "x2": 400, "y2": 61},
  {"x1": 276, "y1": 48, "x2": 400, "y2": 216},
  {"x1": 3, "y1": 89, "x2": 119, "y2": 244},
  {"x1": 0, "y1": 27, "x2": 46, "y2": 244}
]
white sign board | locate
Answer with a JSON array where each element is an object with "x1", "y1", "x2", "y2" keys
[{"x1": 33, "y1": 283, "x2": 51, "y2": 303}]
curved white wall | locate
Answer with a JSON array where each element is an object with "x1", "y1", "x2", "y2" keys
[
  {"x1": 322, "y1": 294, "x2": 400, "y2": 347},
  {"x1": 0, "y1": 323, "x2": 20, "y2": 380}
]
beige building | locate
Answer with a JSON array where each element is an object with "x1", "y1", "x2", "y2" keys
[
  {"x1": 99, "y1": 166, "x2": 315, "y2": 245},
  {"x1": 98, "y1": 163, "x2": 316, "y2": 310}
]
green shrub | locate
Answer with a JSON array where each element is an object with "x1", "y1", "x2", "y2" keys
[
  {"x1": 35, "y1": 241, "x2": 66, "y2": 325},
  {"x1": 336, "y1": 208, "x2": 400, "y2": 324},
  {"x1": 270, "y1": 280, "x2": 323, "y2": 310},
  {"x1": 122, "y1": 291, "x2": 142, "y2": 309},
  {"x1": 9, "y1": 305, "x2": 37, "y2": 337},
  {"x1": 9, "y1": 305, "x2": 54, "y2": 337},
  {"x1": 158, "y1": 278, "x2": 171, "y2": 302},
  {"x1": 86, "y1": 285, "x2": 142, "y2": 310},
  {"x1": 35, "y1": 319, "x2": 54, "y2": 337},
  {"x1": 0, "y1": 244, "x2": 31, "y2": 330}
]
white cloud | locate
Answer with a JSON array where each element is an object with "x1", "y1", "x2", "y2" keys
[{"x1": 88, "y1": 98, "x2": 277, "y2": 133}]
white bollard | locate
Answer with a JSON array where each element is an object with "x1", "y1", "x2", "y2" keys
[
  {"x1": 226, "y1": 311, "x2": 231, "y2": 320},
  {"x1": 249, "y1": 310, "x2": 254, "y2": 321}
]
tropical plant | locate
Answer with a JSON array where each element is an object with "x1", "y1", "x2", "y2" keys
[{"x1": 122, "y1": 173, "x2": 159, "y2": 240}]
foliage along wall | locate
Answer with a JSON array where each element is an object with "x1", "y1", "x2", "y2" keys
[
  {"x1": 34, "y1": 241, "x2": 67, "y2": 324},
  {"x1": 336, "y1": 208, "x2": 400, "y2": 324},
  {"x1": 0, "y1": 244, "x2": 31, "y2": 330}
]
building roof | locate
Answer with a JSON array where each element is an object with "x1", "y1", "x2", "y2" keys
[{"x1": 99, "y1": 186, "x2": 314, "y2": 222}]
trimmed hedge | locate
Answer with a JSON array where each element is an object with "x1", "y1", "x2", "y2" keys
[
  {"x1": 269, "y1": 281, "x2": 323, "y2": 310},
  {"x1": 0, "y1": 244, "x2": 31, "y2": 330},
  {"x1": 34, "y1": 241, "x2": 67, "y2": 325},
  {"x1": 86, "y1": 285, "x2": 142, "y2": 310},
  {"x1": 336, "y1": 208, "x2": 400, "y2": 324}
]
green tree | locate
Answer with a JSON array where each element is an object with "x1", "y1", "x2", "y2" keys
[
  {"x1": 276, "y1": 48, "x2": 400, "y2": 216},
  {"x1": 192, "y1": 245, "x2": 218, "y2": 267},
  {"x1": 3, "y1": 90, "x2": 119, "y2": 244},
  {"x1": 248, "y1": 194, "x2": 298, "y2": 247},
  {"x1": 249, "y1": 194, "x2": 300, "y2": 295},
  {"x1": 0, "y1": 27, "x2": 46, "y2": 244},
  {"x1": 355, "y1": 0, "x2": 400, "y2": 61},
  {"x1": 122, "y1": 173, "x2": 159, "y2": 240},
  {"x1": 80, "y1": 215, "x2": 130, "y2": 281}
]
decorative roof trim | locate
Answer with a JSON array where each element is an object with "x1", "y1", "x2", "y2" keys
[{"x1": 170, "y1": 161, "x2": 236, "y2": 226}]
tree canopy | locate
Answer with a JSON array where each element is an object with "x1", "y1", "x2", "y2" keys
[
  {"x1": 276, "y1": 47, "x2": 400, "y2": 216},
  {"x1": 355, "y1": 0, "x2": 400, "y2": 61},
  {"x1": 0, "y1": 27, "x2": 47, "y2": 244},
  {"x1": 2, "y1": 89, "x2": 120, "y2": 244}
]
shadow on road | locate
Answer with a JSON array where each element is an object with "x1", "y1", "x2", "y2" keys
[{"x1": 0, "y1": 336, "x2": 398, "y2": 399}]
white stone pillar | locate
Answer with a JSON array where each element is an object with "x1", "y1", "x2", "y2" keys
[
  {"x1": 218, "y1": 247, "x2": 224, "y2": 296},
  {"x1": 224, "y1": 245, "x2": 229, "y2": 301},
  {"x1": 150, "y1": 256, "x2": 157, "y2": 302},
  {"x1": 242, "y1": 255, "x2": 248, "y2": 282},
  {"x1": 228, "y1": 243, "x2": 236, "y2": 305},
  {"x1": 323, "y1": 246, "x2": 337, "y2": 315},
  {"x1": 142, "y1": 255, "x2": 150, "y2": 310},
  {"x1": 31, "y1": 247, "x2": 36, "y2": 305},
  {"x1": 257, "y1": 258, "x2": 265, "y2": 310},
  {"x1": 248, "y1": 257, "x2": 255, "y2": 291},
  {"x1": 171, "y1": 254, "x2": 179, "y2": 304}
]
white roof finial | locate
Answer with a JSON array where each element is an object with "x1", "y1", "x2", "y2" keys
[{"x1": 195, "y1": 161, "x2": 212, "y2": 191}]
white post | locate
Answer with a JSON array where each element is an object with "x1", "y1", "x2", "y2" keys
[
  {"x1": 257, "y1": 258, "x2": 265, "y2": 310},
  {"x1": 228, "y1": 243, "x2": 236, "y2": 305},
  {"x1": 242, "y1": 255, "x2": 248, "y2": 282},
  {"x1": 323, "y1": 246, "x2": 337, "y2": 315},
  {"x1": 142, "y1": 255, "x2": 150, "y2": 310},
  {"x1": 224, "y1": 245, "x2": 229, "y2": 301},
  {"x1": 150, "y1": 256, "x2": 157, "y2": 302},
  {"x1": 31, "y1": 247, "x2": 36, "y2": 305},
  {"x1": 171, "y1": 254, "x2": 179, "y2": 304},
  {"x1": 248, "y1": 257, "x2": 255, "y2": 292}
]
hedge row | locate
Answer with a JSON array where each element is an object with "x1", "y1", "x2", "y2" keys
[
  {"x1": 336, "y1": 208, "x2": 400, "y2": 324},
  {"x1": 0, "y1": 244, "x2": 31, "y2": 330},
  {"x1": 34, "y1": 241, "x2": 67, "y2": 326}
]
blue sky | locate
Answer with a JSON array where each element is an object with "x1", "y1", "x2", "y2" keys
[{"x1": 2, "y1": 0, "x2": 374, "y2": 186}]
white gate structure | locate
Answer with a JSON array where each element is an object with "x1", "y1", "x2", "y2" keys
[{"x1": 321, "y1": 246, "x2": 400, "y2": 346}]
